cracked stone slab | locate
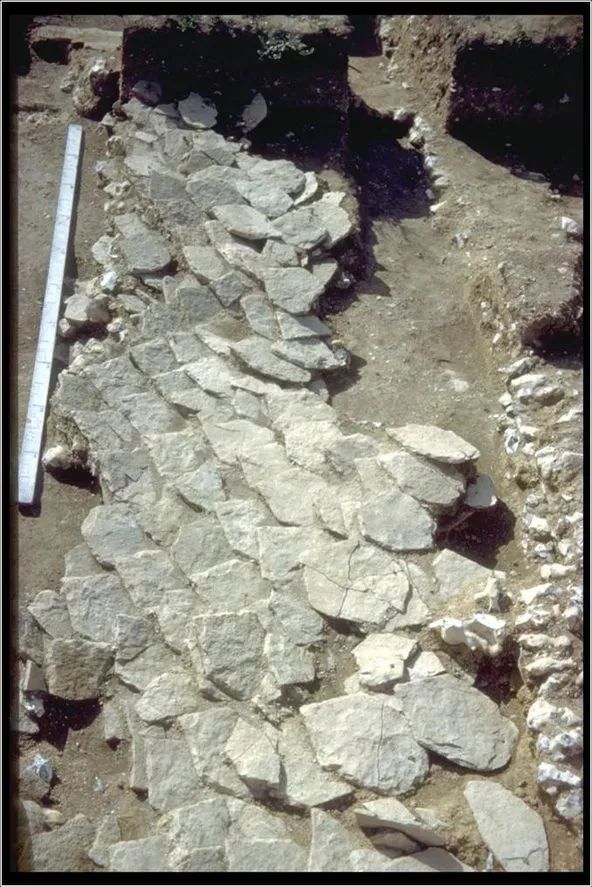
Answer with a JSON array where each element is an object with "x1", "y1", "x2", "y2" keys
[
  {"x1": 135, "y1": 671, "x2": 200, "y2": 723},
  {"x1": 387, "y1": 424, "x2": 480, "y2": 464},
  {"x1": 62, "y1": 574, "x2": 138, "y2": 645},
  {"x1": 45, "y1": 638, "x2": 112, "y2": 700},
  {"x1": 275, "y1": 718, "x2": 352, "y2": 810},
  {"x1": 230, "y1": 336, "x2": 311, "y2": 384},
  {"x1": 81, "y1": 504, "x2": 150, "y2": 568},
  {"x1": 395, "y1": 675, "x2": 518, "y2": 770},
  {"x1": 464, "y1": 780, "x2": 549, "y2": 872},
  {"x1": 359, "y1": 488, "x2": 436, "y2": 552},
  {"x1": 301, "y1": 692, "x2": 429, "y2": 794},
  {"x1": 225, "y1": 717, "x2": 281, "y2": 791},
  {"x1": 354, "y1": 798, "x2": 447, "y2": 846},
  {"x1": 194, "y1": 610, "x2": 266, "y2": 700},
  {"x1": 378, "y1": 449, "x2": 466, "y2": 511},
  {"x1": 352, "y1": 633, "x2": 418, "y2": 690},
  {"x1": 192, "y1": 559, "x2": 270, "y2": 613},
  {"x1": 262, "y1": 267, "x2": 326, "y2": 315},
  {"x1": 179, "y1": 708, "x2": 250, "y2": 799}
]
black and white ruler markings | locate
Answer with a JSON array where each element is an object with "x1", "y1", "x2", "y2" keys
[{"x1": 18, "y1": 124, "x2": 84, "y2": 507}]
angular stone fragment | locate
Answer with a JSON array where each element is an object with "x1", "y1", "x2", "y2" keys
[
  {"x1": 379, "y1": 449, "x2": 465, "y2": 510},
  {"x1": 230, "y1": 336, "x2": 311, "y2": 384},
  {"x1": 225, "y1": 718, "x2": 281, "y2": 791},
  {"x1": 182, "y1": 245, "x2": 228, "y2": 283},
  {"x1": 144, "y1": 735, "x2": 202, "y2": 812},
  {"x1": 212, "y1": 204, "x2": 278, "y2": 240},
  {"x1": 276, "y1": 311, "x2": 332, "y2": 340},
  {"x1": 164, "y1": 799, "x2": 229, "y2": 872},
  {"x1": 464, "y1": 781, "x2": 549, "y2": 872},
  {"x1": 45, "y1": 638, "x2": 112, "y2": 700},
  {"x1": 213, "y1": 270, "x2": 250, "y2": 308},
  {"x1": 187, "y1": 167, "x2": 246, "y2": 213},
  {"x1": 179, "y1": 708, "x2": 249, "y2": 799},
  {"x1": 301, "y1": 692, "x2": 429, "y2": 794},
  {"x1": 261, "y1": 239, "x2": 299, "y2": 266},
  {"x1": 432, "y1": 549, "x2": 493, "y2": 601},
  {"x1": 268, "y1": 591, "x2": 325, "y2": 646},
  {"x1": 264, "y1": 632, "x2": 315, "y2": 687},
  {"x1": 237, "y1": 177, "x2": 292, "y2": 218},
  {"x1": 359, "y1": 488, "x2": 436, "y2": 552},
  {"x1": 178, "y1": 92, "x2": 217, "y2": 129},
  {"x1": 150, "y1": 170, "x2": 187, "y2": 201},
  {"x1": 273, "y1": 718, "x2": 352, "y2": 811},
  {"x1": 81, "y1": 504, "x2": 148, "y2": 568},
  {"x1": 465, "y1": 473, "x2": 497, "y2": 509},
  {"x1": 350, "y1": 847, "x2": 473, "y2": 873},
  {"x1": 64, "y1": 543, "x2": 103, "y2": 578},
  {"x1": 120, "y1": 229, "x2": 171, "y2": 275},
  {"x1": 89, "y1": 813, "x2": 121, "y2": 867},
  {"x1": 109, "y1": 836, "x2": 172, "y2": 873},
  {"x1": 194, "y1": 610, "x2": 266, "y2": 700},
  {"x1": 263, "y1": 267, "x2": 326, "y2": 314},
  {"x1": 214, "y1": 498, "x2": 273, "y2": 560},
  {"x1": 30, "y1": 814, "x2": 95, "y2": 873},
  {"x1": 244, "y1": 156, "x2": 305, "y2": 195},
  {"x1": 114, "y1": 643, "x2": 184, "y2": 692},
  {"x1": 352, "y1": 633, "x2": 418, "y2": 690},
  {"x1": 388, "y1": 424, "x2": 480, "y2": 464},
  {"x1": 355, "y1": 798, "x2": 446, "y2": 846},
  {"x1": 175, "y1": 461, "x2": 225, "y2": 511},
  {"x1": 395, "y1": 675, "x2": 518, "y2": 770},
  {"x1": 272, "y1": 338, "x2": 343, "y2": 371},
  {"x1": 308, "y1": 809, "x2": 361, "y2": 873},
  {"x1": 272, "y1": 206, "x2": 328, "y2": 250},
  {"x1": 193, "y1": 559, "x2": 270, "y2": 612},
  {"x1": 136, "y1": 672, "x2": 200, "y2": 723},
  {"x1": 114, "y1": 549, "x2": 188, "y2": 613},
  {"x1": 310, "y1": 195, "x2": 353, "y2": 246},
  {"x1": 28, "y1": 590, "x2": 73, "y2": 639},
  {"x1": 102, "y1": 699, "x2": 128, "y2": 744},
  {"x1": 63, "y1": 574, "x2": 137, "y2": 645},
  {"x1": 241, "y1": 293, "x2": 279, "y2": 340},
  {"x1": 172, "y1": 518, "x2": 233, "y2": 576}
]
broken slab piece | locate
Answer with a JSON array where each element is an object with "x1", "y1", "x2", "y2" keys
[
  {"x1": 388, "y1": 424, "x2": 480, "y2": 464},
  {"x1": 354, "y1": 797, "x2": 446, "y2": 846}
]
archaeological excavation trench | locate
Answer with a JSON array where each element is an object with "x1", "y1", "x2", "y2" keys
[{"x1": 13, "y1": 14, "x2": 584, "y2": 876}]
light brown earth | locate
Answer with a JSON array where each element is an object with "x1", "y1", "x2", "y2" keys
[{"x1": 12, "y1": 19, "x2": 582, "y2": 873}]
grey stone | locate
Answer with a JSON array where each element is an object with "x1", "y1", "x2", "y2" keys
[
  {"x1": 201, "y1": 418, "x2": 275, "y2": 466},
  {"x1": 244, "y1": 156, "x2": 305, "y2": 196},
  {"x1": 379, "y1": 449, "x2": 465, "y2": 510},
  {"x1": 164, "y1": 278, "x2": 221, "y2": 324},
  {"x1": 19, "y1": 761, "x2": 50, "y2": 802},
  {"x1": 120, "y1": 229, "x2": 171, "y2": 275},
  {"x1": 136, "y1": 671, "x2": 200, "y2": 723},
  {"x1": 359, "y1": 488, "x2": 436, "y2": 552},
  {"x1": 187, "y1": 167, "x2": 246, "y2": 213},
  {"x1": 212, "y1": 204, "x2": 278, "y2": 240},
  {"x1": 144, "y1": 735, "x2": 203, "y2": 812},
  {"x1": 464, "y1": 780, "x2": 549, "y2": 872},
  {"x1": 130, "y1": 338, "x2": 177, "y2": 377},
  {"x1": 172, "y1": 518, "x2": 233, "y2": 576},
  {"x1": 183, "y1": 355, "x2": 238, "y2": 398},
  {"x1": 310, "y1": 196, "x2": 353, "y2": 246},
  {"x1": 272, "y1": 338, "x2": 343, "y2": 371},
  {"x1": 45, "y1": 638, "x2": 112, "y2": 700},
  {"x1": 294, "y1": 171, "x2": 319, "y2": 205},
  {"x1": 242, "y1": 293, "x2": 279, "y2": 340},
  {"x1": 227, "y1": 836, "x2": 306, "y2": 873},
  {"x1": 164, "y1": 799, "x2": 229, "y2": 872},
  {"x1": 263, "y1": 266, "x2": 326, "y2": 314},
  {"x1": 194, "y1": 610, "x2": 266, "y2": 700},
  {"x1": 352, "y1": 633, "x2": 417, "y2": 690},
  {"x1": 231, "y1": 336, "x2": 311, "y2": 384},
  {"x1": 225, "y1": 717, "x2": 281, "y2": 791},
  {"x1": 155, "y1": 588, "x2": 204, "y2": 652},
  {"x1": 63, "y1": 574, "x2": 138, "y2": 645},
  {"x1": 301, "y1": 692, "x2": 429, "y2": 794},
  {"x1": 192, "y1": 129, "x2": 240, "y2": 165},
  {"x1": 264, "y1": 632, "x2": 315, "y2": 687},
  {"x1": 175, "y1": 460, "x2": 226, "y2": 511},
  {"x1": 89, "y1": 813, "x2": 121, "y2": 867},
  {"x1": 179, "y1": 707, "x2": 249, "y2": 798},
  {"x1": 350, "y1": 847, "x2": 473, "y2": 873},
  {"x1": 388, "y1": 424, "x2": 480, "y2": 464},
  {"x1": 28, "y1": 590, "x2": 73, "y2": 639},
  {"x1": 114, "y1": 549, "x2": 188, "y2": 613},
  {"x1": 214, "y1": 498, "x2": 273, "y2": 560},
  {"x1": 283, "y1": 419, "x2": 340, "y2": 472},
  {"x1": 408, "y1": 651, "x2": 446, "y2": 680},
  {"x1": 432, "y1": 548, "x2": 493, "y2": 601},
  {"x1": 109, "y1": 836, "x2": 172, "y2": 872},
  {"x1": 149, "y1": 170, "x2": 187, "y2": 201},
  {"x1": 212, "y1": 270, "x2": 250, "y2": 308},
  {"x1": 354, "y1": 798, "x2": 446, "y2": 846},
  {"x1": 30, "y1": 814, "x2": 95, "y2": 873},
  {"x1": 81, "y1": 504, "x2": 148, "y2": 568},
  {"x1": 276, "y1": 311, "x2": 332, "y2": 340},
  {"x1": 271, "y1": 206, "x2": 328, "y2": 250},
  {"x1": 268, "y1": 590, "x2": 325, "y2": 645},
  {"x1": 237, "y1": 177, "x2": 293, "y2": 218},
  {"x1": 465, "y1": 473, "x2": 497, "y2": 509},
  {"x1": 308, "y1": 809, "x2": 361, "y2": 872},
  {"x1": 240, "y1": 92, "x2": 268, "y2": 132},
  {"x1": 276, "y1": 718, "x2": 352, "y2": 809},
  {"x1": 114, "y1": 642, "x2": 184, "y2": 692},
  {"x1": 64, "y1": 543, "x2": 103, "y2": 578},
  {"x1": 261, "y1": 239, "x2": 300, "y2": 266},
  {"x1": 182, "y1": 245, "x2": 228, "y2": 283},
  {"x1": 178, "y1": 92, "x2": 217, "y2": 129},
  {"x1": 192, "y1": 559, "x2": 270, "y2": 612},
  {"x1": 395, "y1": 675, "x2": 518, "y2": 770},
  {"x1": 102, "y1": 699, "x2": 128, "y2": 744}
]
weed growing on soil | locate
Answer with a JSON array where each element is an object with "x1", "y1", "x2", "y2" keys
[{"x1": 257, "y1": 32, "x2": 314, "y2": 60}]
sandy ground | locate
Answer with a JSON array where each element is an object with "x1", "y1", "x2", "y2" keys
[{"x1": 12, "y1": 22, "x2": 582, "y2": 873}]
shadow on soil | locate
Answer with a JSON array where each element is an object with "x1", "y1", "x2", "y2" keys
[{"x1": 34, "y1": 696, "x2": 102, "y2": 751}]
